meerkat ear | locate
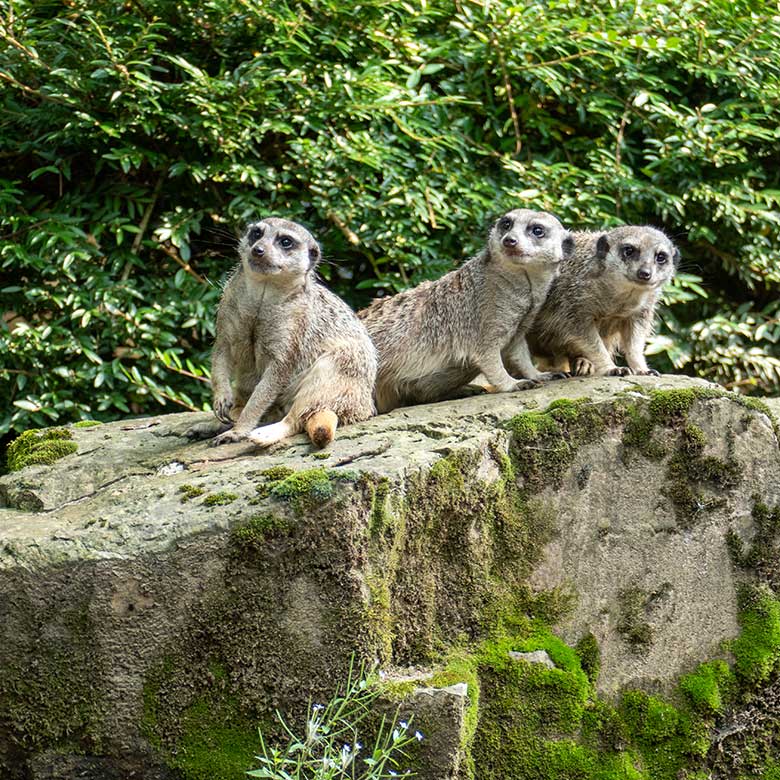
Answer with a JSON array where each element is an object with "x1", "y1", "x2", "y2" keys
[
  {"x1": 596, "y1": 234, "x2": 610, "y2": 259},
  {"x1": 561, "y1": 234, "x2": 574, "y2": 259},
  {"x1": 672, "y1": 247, "x2": 681, "y2": 267},
  {"x1": 308, "y1": 241, "x2": 321, "y2": 269}
]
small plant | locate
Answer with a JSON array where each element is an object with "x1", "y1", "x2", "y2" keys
[{"x1": 247, "y1": 661, "x2": 422, "y2": 779}]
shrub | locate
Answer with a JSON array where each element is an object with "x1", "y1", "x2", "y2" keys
[{"x1": 2, "y1": 0, "x2": 779, "y2": 440}]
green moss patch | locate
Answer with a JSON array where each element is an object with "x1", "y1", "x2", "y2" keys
[
  {"x1": 575, "y1": 632, "x2": 601, "y2": 685},
  {"x1": 202, "y1": 491, "x2": 238, "y2": 507},
  {"x1": 728, "y1": 500, "x2": 780, "y2": 593},
  {"x1": 259, "y1": 465, "x2": 295, "y2": 481},
  {"x1": 0, "y1": 599, "x2": 105, "y2": 756},
  {"x1": 731, "y1": 584, "x2": 780, "y2": 687},
  {"x1": 178, "y1": 484, "x2": 206, "y2": 503},
  {"x1": 167, "y1": 699, "x2": 258, "y2": 780},
  {"x1": 679, "y1": 660, "x2": 732, "y2": 716},
  {"x1": 230, "y1": 514, "x2": 291, "y2": 551},
  {"x1": 72, "y1": 419, "x2": 102, "y2": 428},
  {"x1": 617, "y1": 587, "x2": 654, "y2": 653},
  {"x1": 505, "y1": 398, "x2": 609, "y2": 493},
  {"x1": 252, "y1": 466, "x2": 357, "y2": 514},
  {"x1": 615, "y1": 388, "x2": 746, "y2": 526},
  {"x1": 473, "y1": 630, "x2": 643, "y2": 780},
  {"x1": 143, "y1": 659, "x2": 262, "y2": 780},
  {"x1": 7, "y1": 428, "x2": 78, "y2": 471},
  {"x1": 379, "y1": 447, "x2": 562, "y2": 664}
]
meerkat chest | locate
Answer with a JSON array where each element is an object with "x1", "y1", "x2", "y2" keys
[
  {"x1": 252, "y1": 313, "x2": 298, "y2": 361},
  {"x1": 491, "y1": 269, "x2": 554, "y2": 333},
  {"x1": 594, "y1": 290, "x2": 654, "y2": 334}
]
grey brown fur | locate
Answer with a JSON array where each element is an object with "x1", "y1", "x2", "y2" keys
[
  {"x1": 193, "y1": 218, "x2": 376, "y2": 447},
  {"x1": 528, "y1": 225, "x2": 679, "y2": 376},
  {"x1": 358, "y1": 208, "x2": 574, "y2": 413}
]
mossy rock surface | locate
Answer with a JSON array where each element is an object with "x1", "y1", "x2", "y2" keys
[
  {"x1": 0, "y1": 376, "x2": 779, "y2": 779},
  {"x1": 6, "y1": 428, "x2": 77, "y2": 472}
]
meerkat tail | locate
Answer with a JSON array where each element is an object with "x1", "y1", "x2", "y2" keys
[{"x1": 305, "y1": 409, "x2": 338, "y2": 448}]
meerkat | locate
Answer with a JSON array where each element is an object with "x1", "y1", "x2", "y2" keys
[
  {"x1": 528, "y1": 225, "x2": 679, "y2": 376},
  {"x1": 190, "y1": 218, "x2": 376, "y2": 448},
  {"x1": 357, "y1": 208, "x2": 574, "y2": 413}
]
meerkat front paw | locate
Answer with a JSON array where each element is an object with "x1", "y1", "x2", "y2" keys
[
  {"x1": 185, "y1": 419, "x2": 232, "y2": 440},
  {"x1": 606, "y1": 366, "x2": 634, "y2": 377},
  {"x1": 634, "y1": 368, "x2": 660, "y2": 377},
  {"x1": 213, "y1": 393, "x2": 235, "y2": 424},
  {"x1": 210, "y1": 428, "x2": 247, "y2": 447}
]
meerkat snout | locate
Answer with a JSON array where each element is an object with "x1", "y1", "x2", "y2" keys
[{"x1": 489, "y1": 208, "x2": 573, "y2": 266}]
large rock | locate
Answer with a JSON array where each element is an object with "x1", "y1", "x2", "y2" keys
[{"x1": 1, "y1": 375, "x2": 779, "y2": 779}]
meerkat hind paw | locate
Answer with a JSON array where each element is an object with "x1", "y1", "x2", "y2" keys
[
  {"x1": 572, "y1": 358, "x2": 594, "y2": 376},
  {"x1": 606, "y1": 366, "x2": 634, "y2": 377},
  {"x1": 535, "y1": 371, "x2": 569, "y2": 382},
  {"x1": 513, "y1": 378, "x2": 540, "y2": 391},
  {"x1": 247, "y1": 420, "x2": 294, "y2": 448},
  {"x1": 636, "y1": 368, "x2": 660, "y2": 377}
]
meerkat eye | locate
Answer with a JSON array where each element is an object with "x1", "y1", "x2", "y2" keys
[
  {"x1": 656, "y1": 251, "x2": 668, "y2": 265},
  {"x1": 278, "y1": 235, "x2": 295, "y2": 250},
  {"x1": 247, "y1": 226, "x2": 263, "y2": 243},
  {"x1": 529, "y1": 224, "x2": 546, "y2": 239},
  {"x1": 498, "y1": 217, "x2": 513, "y2": 232},
  {"x1": 622, "y1": 245, "x2": 636, "y2": 259}
]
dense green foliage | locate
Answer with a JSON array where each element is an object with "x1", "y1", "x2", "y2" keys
[{"x1": 2, "y1": 0, "x2": 779, "y2": 436}]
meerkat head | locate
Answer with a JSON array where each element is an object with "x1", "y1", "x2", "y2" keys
[
  {"x1": 489, "y1": 208, "x2": 574, "y2": 268},
  {"x1": 597, "y1": 226, "x2": 679, "y2": 289},
  {"x1": 238, "y1": 217, "x2": 320, "y2": 282}
]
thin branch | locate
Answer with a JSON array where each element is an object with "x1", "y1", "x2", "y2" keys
[
  {"x1": 492, "y1": 33, "x2": 522, "y2": 156},
  {"x1": 614, "y1": 100, "x2": 631, "y2": 217},
  {"x1": 158, "y1": 362, "x2": 210, "y2": 384},
  {"x1": 121, "y1": 173, "x2": 165, "y2": 281},
  {"x1": 712, "y1": 26, "x2": 766, "y2": 68},
  {"x1": 513, "y1": 49, "x2": 598, "y2": 71},
  {"x1": 157, "y1": 241, "x2": 207, "y2": 284},
  {"x1": 147, "y1": 388, "x2": 200, "y2": 411},
  {"x1": 0, "y1": 27, "x2": 51, "y2": 69},
  {"x1": 0, "y1": 69, "x2": 69, "y2": 105},
  {"x1": 327, "y1": 211, "x2": 361, "y2": 246},
  {"x1": 424, "y1": 186, "x2": 438, "y2": 229}
]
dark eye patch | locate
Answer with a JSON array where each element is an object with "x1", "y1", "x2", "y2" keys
[
  {"x1": 622, "y1": 245, "x2": 637, "y2": 259},
  {"x1": 529, "y1": 223, "x2": 546, "y2": 238},
  {"x1": 277, "y1": 234, "x2": 297, "y2": 250},
  {"x1": 247, "y1": 225, "x2": 263, "y2": 243},
  {"x1": 656, "y1": 251, "x2": 668, "y2": 265},
  {"x1": 498, "y1": 216, "x2": 513, "y2": 232}
]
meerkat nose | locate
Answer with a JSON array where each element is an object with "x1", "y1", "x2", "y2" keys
[
  {"x1": 502, "y1": 235, "x2": 517, "y2": 248},
  {"x1": 637, "y1": 268, "x2": 651, "y2": 280},
  {"x1": 251, "y1": 245, "x2": 265, "y2": 257}
]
